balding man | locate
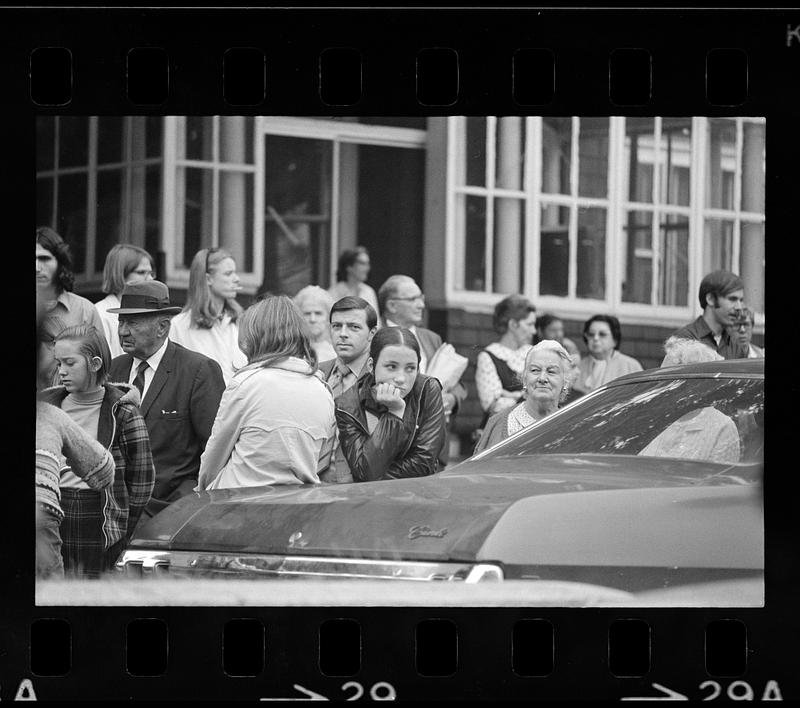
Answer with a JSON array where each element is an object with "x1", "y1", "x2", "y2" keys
[{"x1": 378, "y1": 275, "x2": 467, "y2": 464}]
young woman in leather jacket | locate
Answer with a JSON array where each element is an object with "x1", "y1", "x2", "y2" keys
[{"x1": 335, "y1": 326, "x2": 447, "y2": 482}]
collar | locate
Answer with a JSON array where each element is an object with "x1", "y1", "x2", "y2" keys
[
  {"x1": 341, "y1": 350, "x2": 370, "y2": 378},
  {"x1": 55, "y1": 291, "x2": 72, "y2": 310},
  {"x1": 384, "y1": 318, "x2": 417, "y2": 335},
  {"x1": 133, "y1": 337, "x2": 169, "y2": 372}
]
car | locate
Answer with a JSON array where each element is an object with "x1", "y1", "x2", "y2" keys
[{"x1": 117, "y1": 359, "x2": 764, "y2": 606}]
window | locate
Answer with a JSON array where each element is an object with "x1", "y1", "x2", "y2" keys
[
  {"x1": 36, "y1": 117, "x2": 163, "y2": 282},
  {"x1": 174, "y1": 116, "x2": 256, "y2": 275},
  {"x1": 448, "y1": 116, "x2": 765, "y2": 323}
]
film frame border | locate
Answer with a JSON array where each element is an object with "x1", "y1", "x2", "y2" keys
[{"x1": 6, "y1": 5, "x2": 798, "y2": 701}]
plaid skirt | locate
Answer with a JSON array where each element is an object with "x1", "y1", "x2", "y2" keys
[{"x1": 59, "y1": 488, "x2": 124, "y2": 579}]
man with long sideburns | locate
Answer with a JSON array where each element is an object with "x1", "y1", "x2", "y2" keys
[
  {"x1": 108, "y1": 280, "x2": 225, "y2": 517},
  {"x1": 672, "y1": 270, "x2": 748, "y2": 360},
  {"x1": 317, "y1": 296, "x2": 378, "y2": 483}
]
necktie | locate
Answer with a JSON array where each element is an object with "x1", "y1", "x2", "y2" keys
[
  {"x1": 132, "y1": 360, "x2": 149, "y2": 399},
  {"x1": 328, "y1": 362, "x2": 351, "y2": 399}
]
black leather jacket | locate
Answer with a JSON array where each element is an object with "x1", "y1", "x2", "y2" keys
[{"x1": 334, "y1": 373, "x2": 447, "y2": 482}]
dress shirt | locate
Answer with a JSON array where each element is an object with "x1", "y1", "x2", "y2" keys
[{"x1": 129, "y1": 338, "x2": 169, "y2": 401}]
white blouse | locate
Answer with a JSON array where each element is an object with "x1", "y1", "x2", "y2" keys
[{"x1": 474, "y1": 342, "x2": 532, "y2": 414}]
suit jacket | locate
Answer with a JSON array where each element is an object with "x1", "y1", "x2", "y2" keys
[{"x1": 109, "y1": 340, "x2": 225, "y2": 516}]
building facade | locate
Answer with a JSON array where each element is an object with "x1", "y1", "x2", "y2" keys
[{"x1": 37, "y1": 115, "x2": 765, "y2": 448}]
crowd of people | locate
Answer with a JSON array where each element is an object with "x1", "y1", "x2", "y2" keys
[{"x1": 35, "y1": 226, "x2": 764, "y2": 580}]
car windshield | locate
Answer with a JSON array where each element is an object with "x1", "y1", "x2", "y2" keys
[{"x1": 478, "y1": 376, "x2": 764, "y2": 465}]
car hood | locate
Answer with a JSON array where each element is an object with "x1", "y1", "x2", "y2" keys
[{"x1": 132, "y1": 454, "x2": 761, "y2": 564}]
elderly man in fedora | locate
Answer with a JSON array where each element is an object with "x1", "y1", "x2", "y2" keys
[{"x1": 108, "y1": 280, "x2": 225, "y2": 518}]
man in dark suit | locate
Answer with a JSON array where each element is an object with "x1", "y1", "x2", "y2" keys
[
  {"x1": 378, "y1": 275, "x2": 467, "y2": 465},
  {"x1": 108, "y1": 280, "x2": 225, "y2": 518}
]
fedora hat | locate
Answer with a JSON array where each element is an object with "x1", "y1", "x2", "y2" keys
[{"x1": 107, "y1": 280, "x2": 182, "y2": 316}]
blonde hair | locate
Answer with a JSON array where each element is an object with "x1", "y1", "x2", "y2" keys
[
  {"x1": 238, "y1": 295, "x2": 317, "y2": 373},
  {"x1": 661, "y1": 336, "x2": 723, "y2": 366},
  {"x1": 184, "y1": 247, "x2": 244, "y2": 329}
]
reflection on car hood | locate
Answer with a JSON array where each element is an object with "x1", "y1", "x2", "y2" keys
[{"x1": 132, "y1": 455, "x2": 761, "y2": 564}]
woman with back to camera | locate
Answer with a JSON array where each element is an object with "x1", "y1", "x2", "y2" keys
[
  {"x1": 39, "y1": 324, "x2": 153, "y2": 577},
  {"x1": 196, "y1": 295, "x2": 337, "y2": 491},
  {"x1": 169, "y1": 247, "x2": 247, "y2": 385},
  {"x1": 474, "y1": 294, "x2": 537, "y2": 426},
  {"x1": 474, "y1": 339, "x2": 573, "y2": 454},
  {"x1": 335, "y1": 326, "x2": 447, "y2": 482},
  {"x1": 293, "y1": 284, "x2": 337, "y2": 362},
  {"x1": 572, "y1": 314, "x2": 643, "y2": 396},
  {"x1": 94, "y1": 244, "x2": 156, "y2": 358}
]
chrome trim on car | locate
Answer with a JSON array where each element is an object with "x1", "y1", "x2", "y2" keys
[{"x1": 116, "y1": 550, "x2": 504, "y2": 582}]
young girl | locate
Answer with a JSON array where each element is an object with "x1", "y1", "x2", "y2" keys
[
  {"x1": 169, "y1": 247, "x2": 247, "y2": 385},
  {"x1": 39, "y1": 324, "x2": 154, "y2": 577},
  {"x1": 335, "y1": 326, "x2": 447, "y2": 482}
]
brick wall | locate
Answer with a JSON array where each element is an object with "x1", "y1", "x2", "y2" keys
[{"x1": 428, "y1": 307, "x2": 765, "y2": 450}]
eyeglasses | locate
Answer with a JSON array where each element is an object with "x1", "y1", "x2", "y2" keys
[
  {"x1": 205, "y1": 247, "x2": 221, "y2": 273},
  {"x1": 391, "y1": 294, "x2": 425, "y2": 304}
]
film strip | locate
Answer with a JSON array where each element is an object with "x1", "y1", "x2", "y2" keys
[{"x1": 6, "y1": 5, "x2": 798, "y2": 701}]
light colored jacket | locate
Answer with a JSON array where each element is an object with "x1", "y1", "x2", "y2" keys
[{"x1": 196, "y1": 357, "x2": 337, "y2": 490}]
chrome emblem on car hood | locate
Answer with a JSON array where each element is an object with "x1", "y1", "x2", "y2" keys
[
  {"x1": 288, "y1": 531, "x2": 308, "y2": 548},
  {"x1": 408, "y1": 525, "x2": 448, "y2": 540}
]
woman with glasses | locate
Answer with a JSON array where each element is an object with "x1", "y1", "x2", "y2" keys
[
  {"x1": 328, "y1": 246, "x2": 380, "y2": 316},
  {"x1": 169, "y1": 247, "x2": 247, "y2": 385},
  {"x1": 572, "y1": 314, "x2": 642, "y2": 397},
  {"x1": 94, "y1": 244, "x2": 156, "y2": 358}
]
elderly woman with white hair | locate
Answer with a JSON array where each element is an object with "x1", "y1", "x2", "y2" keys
[
  {"x1": 293, "y1": 285, "x2": 336, "y2": 361},
  {"x1": 474, "y1": 339, "x2": 574, "y2": 454}
]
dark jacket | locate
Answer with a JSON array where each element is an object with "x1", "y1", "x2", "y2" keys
[
  {"x1": 335, "y1": 373, "x2": 447, "y2": 482},
  {"x1": 672, "y1": 315, "x2": 748, "y2": 360},
  {"x1": 109, "y1": 340, "x2": 225, "y2": 515},
  {"x1": 38, "y1": 382, "x2": 154, "y2": 544}
]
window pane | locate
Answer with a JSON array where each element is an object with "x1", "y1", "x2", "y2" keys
[
  {"x1": 659, "y1": 118, "x2": 692, "y2": 206},
  {"x1": 540, "y1": 204, "x2": 570, "y2": 296},
  {"x1": 37, "y1": 117, "x2": 55, "y2": 171},
  {"x1": 95, "y1": 169, "x2": 125, "y2": 271},
  {"x1": 495, "y1": 117, "x2": 525, "y2": 191},
  {"x1": 182, "y1": 167, "x2": 214, "y2": 267},
  {"x1": 624, "y1": 117, "x2": 655, "y2": 203},
  {"x1": 658, "y1": 213, "x2": 689, "y2": 306},
  {"x1": 144, "y1": 164, "x2": 162, "y2": 264},
  {"x1": 576, "y1": 206, "x2": 606, "y2": 299},
  {"x1": 578, "y1": 118, "x2": 609, "y2": 198},
  {"x1": 219, "y1": 171, "x2": 254, "y2": 273},
  {"x1": 622, "y1": 210, "x2": 653, "y2": 304},
  {"x1": 703, "y1": 218, "x2": 734, "y2": 274},
  {"x1": 741, "y1": 123, "x2": 765, "y2": 214},
  {"x1": 493, "y1": 197, "x2": 524, "y2": 293},
  {"x1": 186, "y1": 116, "x2": 214, "y2": 161},
  {"x1": 542, "y1": 117, "x2": 571, "y2": 195},
  {"x1": 356, "y1": 117, "x2": 427, "y2": 129},
  {"x1": 740, "y1": 222, "x2": 764, "y2": 315},
  {"x1": 220, "y1": 116, "x2": 254, "y2": 164},
  {"x1": 705, "y1": 119, "x2": 736, "y2": 210},
  {"x1": 263, "y1": 135, "x2": 332, "y2": 296},
  {"x1": 463, "y1": 195, "x2": 486, "y2": 291},
  {"x1": 56, "y1": 173, "x2": 88, "y2": 274},
  {"x1": 465, "y1": 117, "x2": 486, "y2": 186},
  {"x1": 58, "y1": 117, "x2": 89, "y2": 168},
  {"x1": 37, "y1": 177, "x2": 54, "y2": 228},
  {"x1": 97, "y1": 117, "x2": 125, "y2": 164},
  {"x1": 146, "y1": 116, "x2": 163, "y2": 158}
]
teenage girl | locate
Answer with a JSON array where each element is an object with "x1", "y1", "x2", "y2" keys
[
  {"x1": 39, "y1": 324, "x2": 154, "y2": 577},
  {"x1": 334, "y1": 326, "x2": 447, "y2": 482}
]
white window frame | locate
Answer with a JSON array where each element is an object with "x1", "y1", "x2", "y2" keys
[
  {"x1": 445, "y1": 116, "x2": 766, "y2": 330},
  {"x1": 36, "y1": 116, "x2": 162, "y2": 289}
]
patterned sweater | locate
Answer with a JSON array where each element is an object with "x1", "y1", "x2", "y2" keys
[{"x1": 36, "y1": 401, "x2": 114, "y2": 521}]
